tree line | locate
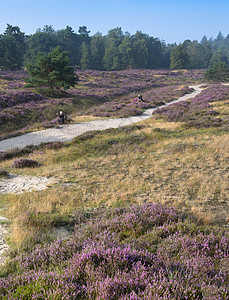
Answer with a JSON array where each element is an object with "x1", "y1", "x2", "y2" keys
[{"x1": 1, "y1": 24, "x2": 229, "y2": 71}]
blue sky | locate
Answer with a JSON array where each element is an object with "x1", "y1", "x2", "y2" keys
[{"x1": 1, "y1": 0, "x2": 229, "y2": 44}]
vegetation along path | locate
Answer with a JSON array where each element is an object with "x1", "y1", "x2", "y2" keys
[{"x1": 0, "y1": 85, "x2": 203, "y2": 152}]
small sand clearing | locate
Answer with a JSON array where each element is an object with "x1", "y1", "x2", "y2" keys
[{"x1": 0, "y1": 174, "x2": 56, "y2": 194}]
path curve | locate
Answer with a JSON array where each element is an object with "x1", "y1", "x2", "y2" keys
[{"x1": 0, "y1": 85, "x2": 203, "y2": 152}]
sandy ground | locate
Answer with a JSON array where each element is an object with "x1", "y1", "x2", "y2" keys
[
  {"x1": 0, "y1": 216, "x2": 8, "y2": 266},
  {"x1": 0, "y1": 85, "x2": 203, "y2": 265},
  {"x1": 0, "y1": 174, "x2": 55, "y2": 194}
]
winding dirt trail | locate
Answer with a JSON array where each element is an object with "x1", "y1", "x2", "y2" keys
[{"x1": 0, "y1": 85, "x2": 203, "y2": 152}]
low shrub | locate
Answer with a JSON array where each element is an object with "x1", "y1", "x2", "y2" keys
[
  {"x1": 44, "y1": 141, "x2": 65, "y2": 150},
  {"x1": 0, "y1": 149, "x2": 29, "y2": 162},
  {"x1": 153, "y1": 84, "x2": 229, "y2": 128},
  {"x1": 1, "y1": 203, "x2": 228, "y2": 299},
  {"x1": 11, "y1": 158, "x2": 40, "y2": 168},
  {"x1": 0, "y1": 169, "x2": 9, "y2": 178},
  {"x1": 0, "y1": 145, "x2": 39, "y2": 162}
]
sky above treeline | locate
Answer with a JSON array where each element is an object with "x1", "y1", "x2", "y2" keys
[{"x1": 1, "y1": 0, "x2": 229, "y2": 44}]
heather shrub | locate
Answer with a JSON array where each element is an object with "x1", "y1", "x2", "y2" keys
[
  {"x1": 0, "y1": 149, "x2": 28, "y2": 161},
  {"x1": 11, "y1": 158, "x2": 40, "y2": 168},
  {"x1": 153, "y1": 84, "x2": 229, "y2": 128},
  {"x1": 1, "y1": 204, "x2": 228, "y2": 299},
  {"x1": 89, "y1": 85, "x2": 195, "y2": 118},
  {"x1": 0, "y1": 91, "x2": 44, "y2": 109},
  {"x1": 44, "y1": 141, "x2": 64, "y2": 150},
  {"x1": 0, "y1": 169, "x2": 9, "y2": 178},
  {"x1": 0, "y1": 146, "x2": 37, "y2": 162}
]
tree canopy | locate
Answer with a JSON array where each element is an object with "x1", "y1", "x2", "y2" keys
[
  {"x1": 2, "y1": 24, "x2": 229, "y2": 71},
  {"x1": 204, "y1": 61, "x2": 229, "y2": 82},
  {"x1": 25, "y1": 46, "x2": 79, "y2": 92},
  {"x1": 0, "y1": 24, "x2": 26, "y2": 70}
]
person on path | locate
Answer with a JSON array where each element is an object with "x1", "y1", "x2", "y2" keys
[
  {"x1": 57, "y1": 110, "x2": 65, "y2": 125},
  {"x1": 138, "y1": 94, "x2": 144, "y2": 102}
]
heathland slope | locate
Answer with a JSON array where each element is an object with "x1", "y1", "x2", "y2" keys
[{"x1": 0, "y1": 69, "x2": 228, "y2": 299}]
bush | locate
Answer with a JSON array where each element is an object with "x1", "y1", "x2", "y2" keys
[
  {"x1": 11, "y1": 158, "x2": 40, "y2": 168},
  {"x1": 44, "y1": 141, "x2": 64, "y2": 150},
  {"x1": 153, "y1": 84, "x2": 229, "y2": 128},
  {"x1": 0, "y1": 169, "x2": 9, "y2": 178},
  {"x1": 1, "y1": 204, "x2": 228, "y2": 299},
  {"x1": 204, "y1": 62, "x2": 229, "y2": 82},
  {"x1": 0, "y1": 147, "x2": 33, "y2": 162}
]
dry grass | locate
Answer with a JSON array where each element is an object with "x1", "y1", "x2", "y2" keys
[
  {"x1": 1, "y1": 114, "x2": 228, "y2": 248},
  {"x1": 212, "y1": 99, "x2": 229, "y2": 115}
]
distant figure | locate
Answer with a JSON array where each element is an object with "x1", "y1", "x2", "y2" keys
[
  {"x1": 138, "y1": 94, "x2": 143, "y2": 102},
  {"x1": 57, "y1": 110, "x2": 65, "y2": 125}
]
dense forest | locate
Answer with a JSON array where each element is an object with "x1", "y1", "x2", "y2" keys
[{"x1": 1, "y1": 24, "x2": 229, "y2": 71}]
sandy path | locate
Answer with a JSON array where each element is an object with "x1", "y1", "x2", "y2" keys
[{"x1": 0, "y1": 85, "x2": 203, "y2": 152}]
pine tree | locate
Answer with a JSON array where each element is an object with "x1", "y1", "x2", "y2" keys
[
  {"x1": 204, "y1": 61, "x2": 229, "y2": 82},
  {"x1": 0, "y1": 24, "x2": 26, "y2": 70},
  {"x1": 170, "y1": 43, "x2": 189, "y2": 69},
  {"x1": 25, "y1": 46, "x2": 78, "y2": 93},
  {"x1": 80, "y1": 42, "x2": 91, "y2": 69}
]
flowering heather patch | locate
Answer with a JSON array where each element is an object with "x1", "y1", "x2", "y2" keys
[
  {"x1": 0, "y1": 70, "x2": 28, "y2": 83},
  {"x1": 0, "y1": 69, "x2": 204, "y2": 132},
  {"x1": 0, "y1": 91, "x2": 44, "y2": 109},
  {"x1": 0, "y1": 96, "x2": 75, "y2": 129},
  {"x1": 1, "y1": 203, "x2": 228, "y2": 299},
  {"x1": 153, "y1": 84, "x2": 229, "y2": 128},
  {"x1": 89, "y1": 85, "x2": 194, "y2": 118},
  {"x1": 71, "y1": 69, "x2": 204, "y2": 101}
]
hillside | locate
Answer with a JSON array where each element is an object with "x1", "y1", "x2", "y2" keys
[{"x1": 0, "y1": 69, "x2": 228, "y2": 299}]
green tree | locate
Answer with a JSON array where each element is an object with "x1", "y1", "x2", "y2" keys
[
  {"x1": 102, "y1": 28, "x2": 123, "y2": 70},
  {"x1": 204, "y1": 61, "x2": 229, "y2": 82},
  {"x1": 0, "y1": 24, "x2": 26, "y2": 70},
  {"x1": 202, "y1": 40, "x2": 213, "y2": 68},
  {"x1": 78, "y1": 26, "x2": 90, "y2": 38},
  {"x1": 119, "y1": 34, "x2": 135, "y2": 69},
  {"x1": 212, "y1": 31, "x2": 225, "y2": 49},
  {"x1": 133, "y1": 32, "x2": 149, "y2": 68},
  {"x1": 170, "y1": 42, "x2": 189, "y2": 69},
  {"x1": 80, "y1": 41, "x2": 91, "y2": 69},
  {"x1": 56, "y1": 26, "x2": 80, "y2": 66},
  {"x1": 25, "y1": 25, "x2": 58, "y2": 64},
  {"x1": 25, "y1": 46, "x2": 78, "y2": 92},
  {"x1": 90, "y1": 33, "x2": 105, "y2": 70},
  {"x1": 103, "y1": 41, "x2": 121, "y2": 70},
  {"x1": 210, "y1": 48, "x2": 229, "y2": 65},
  {"x1": 161, "y1": 43, "x2": 176, "y2": 68}
]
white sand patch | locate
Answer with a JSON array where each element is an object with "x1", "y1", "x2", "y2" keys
[
  {"x1": 0, "y1": 174, "x2": 56, "y2": 194},
  {"x1": 0, "y1": 216, "x2": 9, "y2": 266}
]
